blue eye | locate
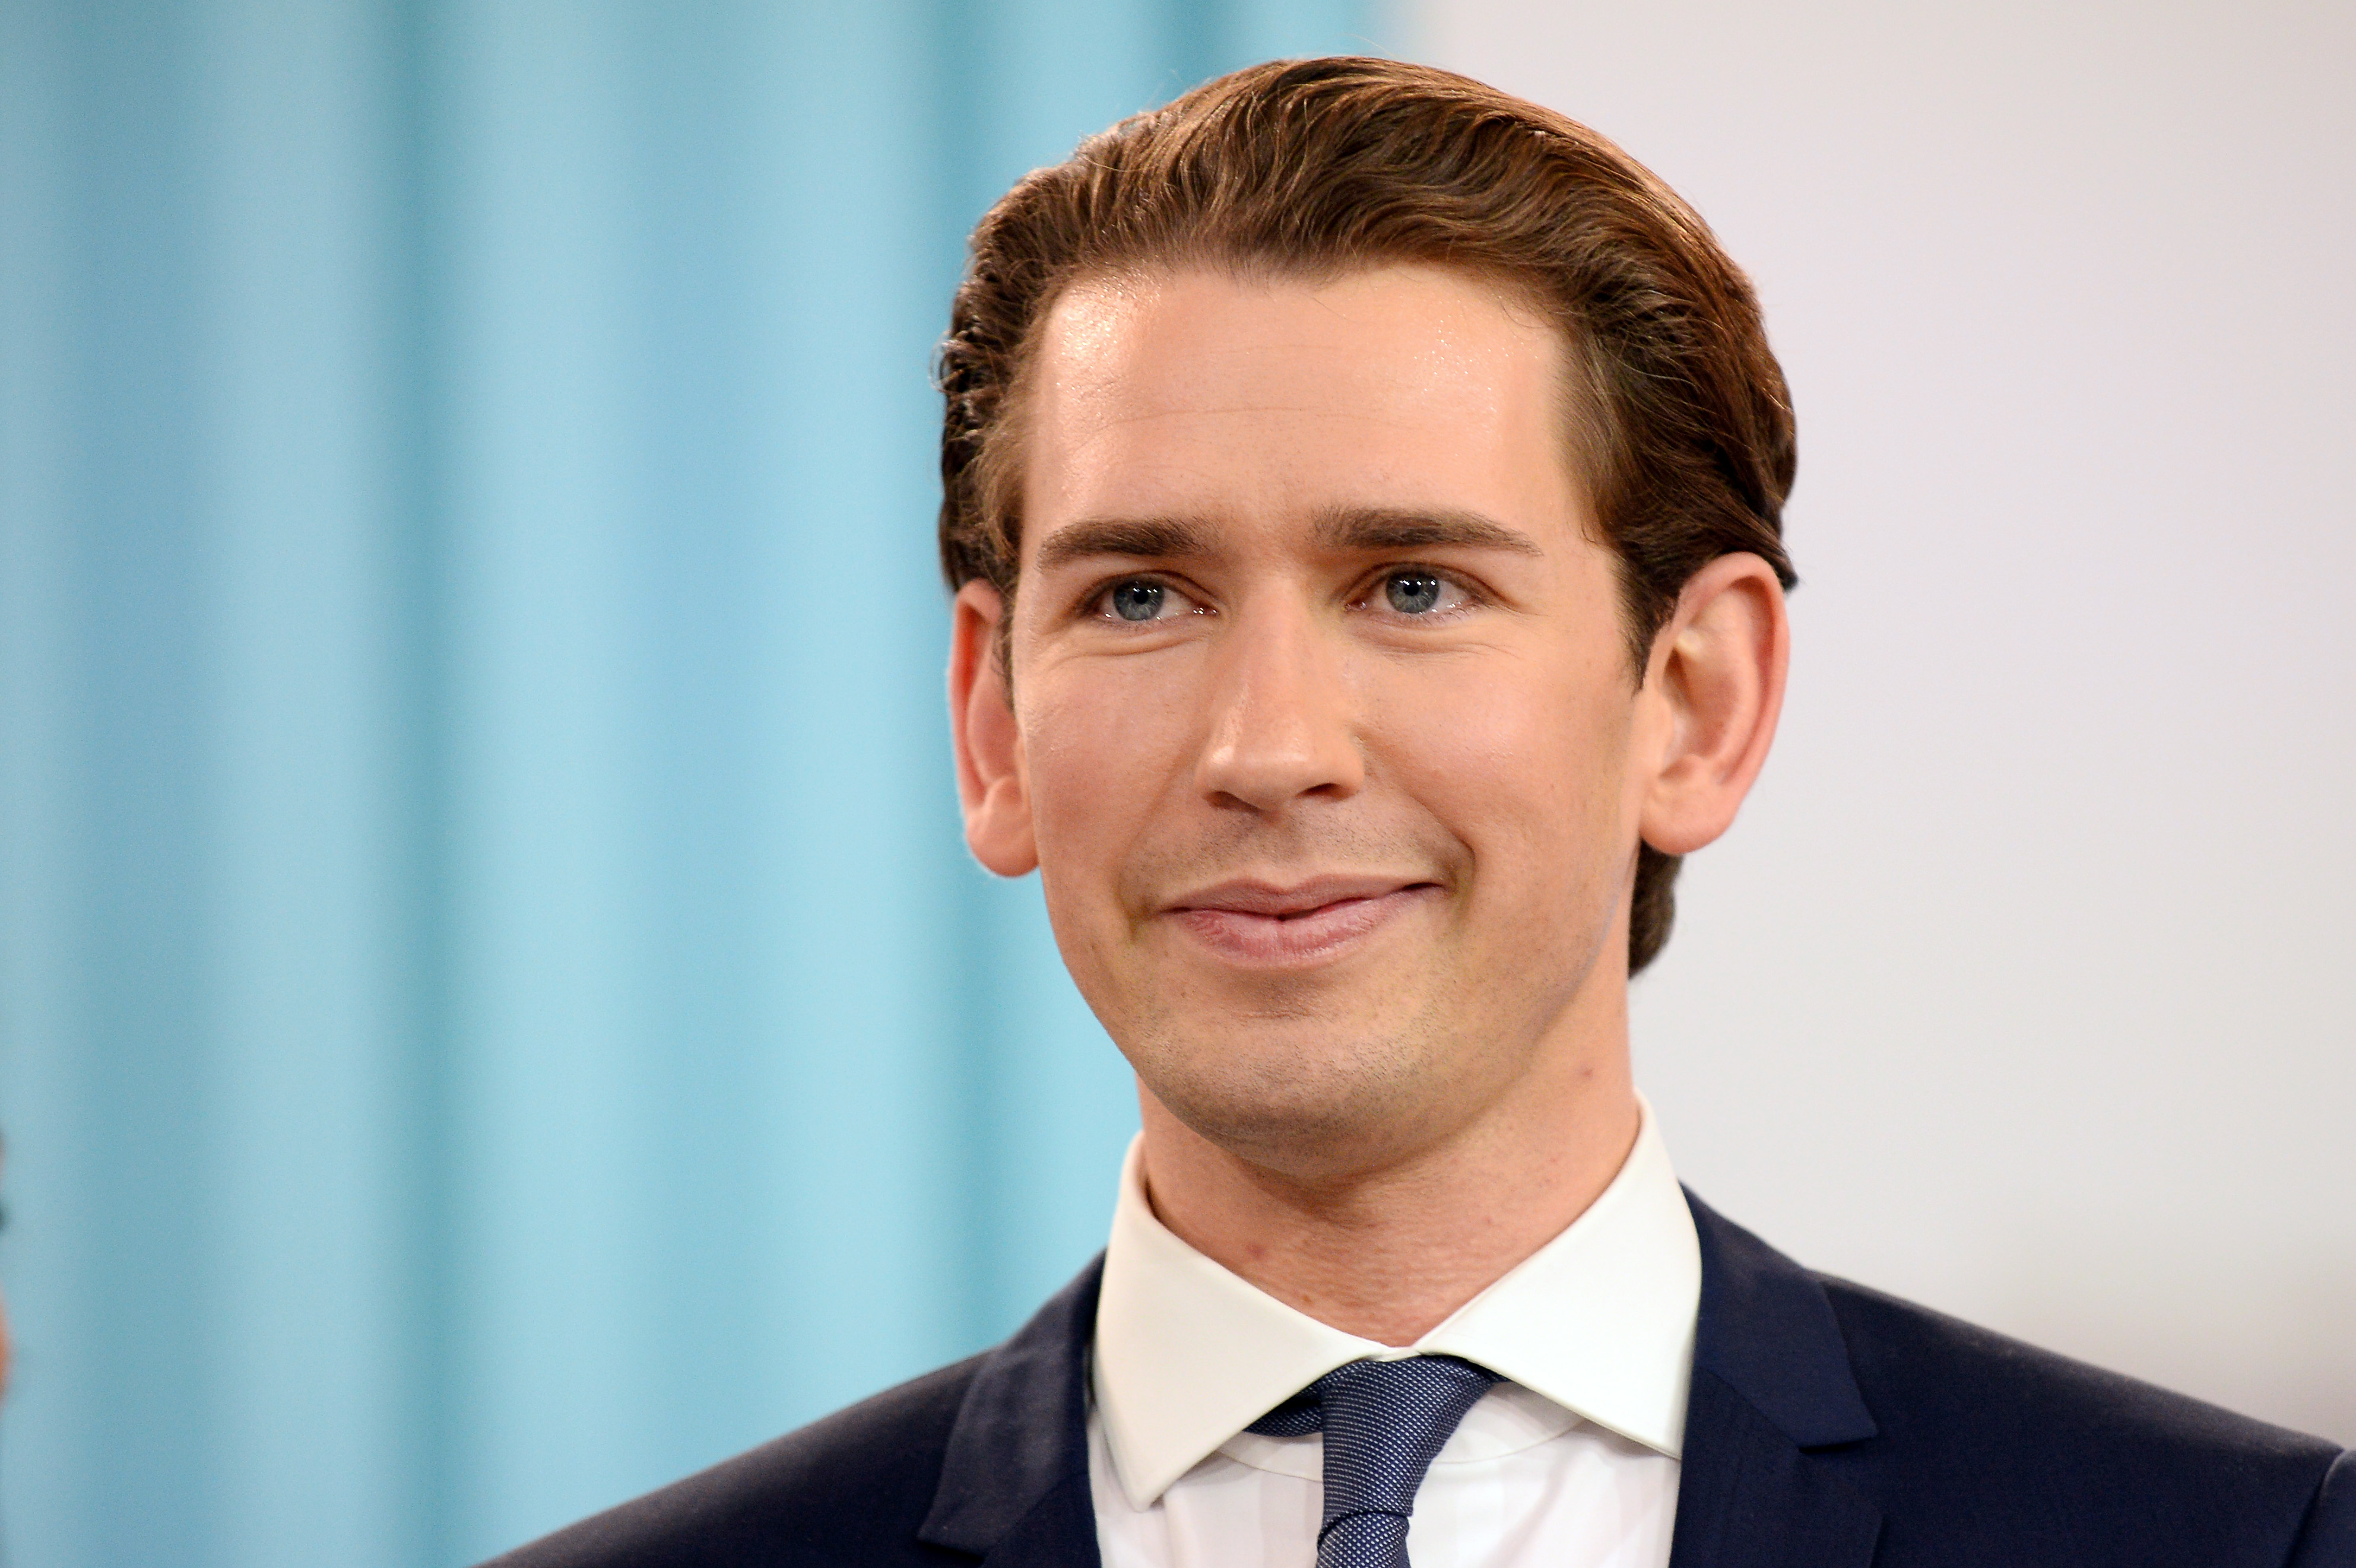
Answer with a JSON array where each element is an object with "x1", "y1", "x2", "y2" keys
[
  {"x1": 1385, "y1": 572, "x2": 1445, "y2": 614},
  {"x1": 1110, "y1": 581, "x2": 1166, "y2": 621}
]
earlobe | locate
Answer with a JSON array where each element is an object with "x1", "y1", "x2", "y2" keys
[
  {"x1": 949, "y1": 580, "x2": 1040, "y2": 876},
  {"x1": 1637, "y1": 553, "x2": 1790, "y2": 857}
]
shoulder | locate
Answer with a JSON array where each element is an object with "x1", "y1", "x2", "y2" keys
[
  {"x1": 1682, "y1": 1191, "x2": 2346, "y2": 1564},
  {"x1": 475, "y1": 1255, "x2": 1106, "y2": 1568},
  {"x1": 1817, "y1": 1273, "x2": 2345, "y2": 1561},
  {"x1": 477, "y1": 1354, "x2": 985, "y2": 1568}
]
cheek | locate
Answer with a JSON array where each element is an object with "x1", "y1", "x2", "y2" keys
[
  {"x1": 1019, "y1": 662, "x2": 1198, "y2": 888},
  {"x1": 1374, "y1": 652, "x2": 1632, "y2": 889}
]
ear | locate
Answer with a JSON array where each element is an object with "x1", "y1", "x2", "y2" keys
[
  {"x1": 1635, "y1": 552, "x2": 1790, "y2": 856},
  {"x1": 949, "y1": 580, "x2": 1039, "y2": 876}
]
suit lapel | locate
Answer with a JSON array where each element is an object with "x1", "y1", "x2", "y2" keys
[
  {"x1": 1670, "y1": 1192, "x2": 1883, "y2": 1568},
  {"x1": 1669, "y1": 1366, "x2": 1882, "y2": 1568},
  {"x1": 972, "y1": 1472, "x2": 1102, "y2": 1568},
  {"x1": 918, "y1": 1257, "x2": 1105, "y2": 1568}
]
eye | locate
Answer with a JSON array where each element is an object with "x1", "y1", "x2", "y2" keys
[
  {"x1": 1385, "y1": 572, "x2": 1443, "y2": 614},
  {"x1": 1111, "y1": 581, "x2": 1166, "y2": 621},
  {"x1": 1093, "y1": 577, "x2": 1198, "y2": 624},
  {"x1": 1374, "y1": 569, "x2": 1470, "y2": 617}
]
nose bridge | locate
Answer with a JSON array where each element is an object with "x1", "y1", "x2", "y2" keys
[{"x1": 1196, "y1": 583, "x2": 1363, "y2": 811}]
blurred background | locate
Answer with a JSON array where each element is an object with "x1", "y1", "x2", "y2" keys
[{"x1": 0, "y1": 1, "x2": 2347, "y2": 1563}]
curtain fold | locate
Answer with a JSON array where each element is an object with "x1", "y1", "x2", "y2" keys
[{"x1": 0, "y1": 3, "x2": 1379, "y2": 1562}]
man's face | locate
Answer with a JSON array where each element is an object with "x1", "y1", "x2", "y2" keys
[{"x1": 981, "y1": 263, "x2": 1656, "y2": 1176}]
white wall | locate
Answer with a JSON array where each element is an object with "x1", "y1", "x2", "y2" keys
[{"x1": 1410, "y1": 0, "x2": 2356, "y2": 1440}]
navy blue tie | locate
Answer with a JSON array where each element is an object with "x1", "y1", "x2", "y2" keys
[{"x1": 1247, "y1": 1356, "x2": 1501, "y2": 1568}]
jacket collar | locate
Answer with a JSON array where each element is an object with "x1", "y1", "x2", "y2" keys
[
  {"x1": 918, "y1": 1258, "x2": 1105, "y2": 1564},
  {"x1": 1683, "y1": 1188, "x2": 1876, "y2": 1448},
  {"x1": 1668, "y1": 1189, "x2": 1882, "y2": 1568},
  {"x1": 918, "y1": 1190, "x2": 1883, "y2": 1566}
]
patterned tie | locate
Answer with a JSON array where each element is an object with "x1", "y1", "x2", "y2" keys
[{"x1": 1246, "y1": 1356, "x2": 1502, "y2": 1568}]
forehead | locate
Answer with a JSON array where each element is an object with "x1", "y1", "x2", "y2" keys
[{"x1": 1017, "y1": 263, "x2": 1584, "y2": 560}]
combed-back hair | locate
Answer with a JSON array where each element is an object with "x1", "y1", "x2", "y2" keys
[{"x1": 937, "y1": 56, "x2": 1796, "y2": 975}]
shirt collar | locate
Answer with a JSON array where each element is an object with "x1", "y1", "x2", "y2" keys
[{"x1": 1090, "y1": 1094, "x2": 1700, "y2": 1508}]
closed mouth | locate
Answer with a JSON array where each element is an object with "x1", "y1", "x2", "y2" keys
[{"x1": 1163, "y1": 876, "x2": 1440, "y2": 965}]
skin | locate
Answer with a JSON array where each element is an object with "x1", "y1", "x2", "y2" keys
[{"x1": 950, "y1": 263, "x2": 1787, "y2": 1344}]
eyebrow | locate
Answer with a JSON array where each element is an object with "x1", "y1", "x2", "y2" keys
[
  {"x1": 1028, "y1": 506, "x2": 1545, "y2": 573},
  {"x1": 1313, "y1": 505, "x2": 1545, "y2": 557},
  {"x1": 1032, "y1": 517, "x2": 1212, "y2": 573}
]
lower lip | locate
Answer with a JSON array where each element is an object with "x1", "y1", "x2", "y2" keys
[{"x1": 1168, "y1": 888, "x2": 1434, "y2": 966}]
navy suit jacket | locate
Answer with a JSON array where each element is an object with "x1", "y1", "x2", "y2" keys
[{"x1": 486, "y1": 1192, "x2": 2354, "y2": 1567}]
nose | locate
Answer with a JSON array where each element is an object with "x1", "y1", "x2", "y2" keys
[{"x1": 1194, "y1": 594, "x2": 1365, "y2": 812}]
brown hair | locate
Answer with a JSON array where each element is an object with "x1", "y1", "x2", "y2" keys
[{"x1": 937, "y1": 56, "x2": 1796, "y2": 975}]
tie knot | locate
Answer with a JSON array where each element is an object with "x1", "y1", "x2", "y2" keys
[
  {"x1": 1247, "y1": 1354, "x2": 1502, "y2": 1566},
  {"x1": 1248, "y1": 1354, "x2": 1500, "y2": 1440}
]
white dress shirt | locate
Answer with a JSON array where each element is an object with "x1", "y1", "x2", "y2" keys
[{"x1": 1089, "y1": 1096, "x2": 1699, "y2": 1568}]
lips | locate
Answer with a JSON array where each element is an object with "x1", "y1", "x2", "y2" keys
[{"x1": 1163, "y1": 875, "x2": 1438, "y2": 966}]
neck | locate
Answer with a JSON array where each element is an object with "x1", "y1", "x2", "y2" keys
[{"x1": 1135, "y1": 1019, "x2": 1641, "y2": 1346}]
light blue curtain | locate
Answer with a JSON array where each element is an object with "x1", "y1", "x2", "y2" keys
[{"x1": 0, "y1": 2, "x2": 1381, "y2": 1563}]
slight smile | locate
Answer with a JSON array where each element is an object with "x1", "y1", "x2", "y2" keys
[{"x1": 1163, "y1": 875, "x2": 1444, "y2": 967}]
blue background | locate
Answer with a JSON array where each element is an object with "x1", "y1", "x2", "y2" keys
[{"x1": 0, "y1": 2, "x2": 1381, "y2": 1562}]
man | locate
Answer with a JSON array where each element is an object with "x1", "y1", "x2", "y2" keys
[{"x1": 490, "y1": 57, "x2": 2352, "y2": 1568}]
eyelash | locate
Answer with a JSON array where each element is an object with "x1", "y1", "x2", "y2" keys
[
  {"x1": 1083, "y1": 574, "x2": 1205, "y2": 624},
  {"x1": 1351, "y1": 566, "x2": 1484, "y2": 618},
  {"x1": 1079, "y1": 566, "x2": 1486, "y2": 624}
]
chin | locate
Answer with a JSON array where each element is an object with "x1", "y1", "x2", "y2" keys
[{"x1": 1126, "y1": 1012, "x2": 1469, "y2": 1177}]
